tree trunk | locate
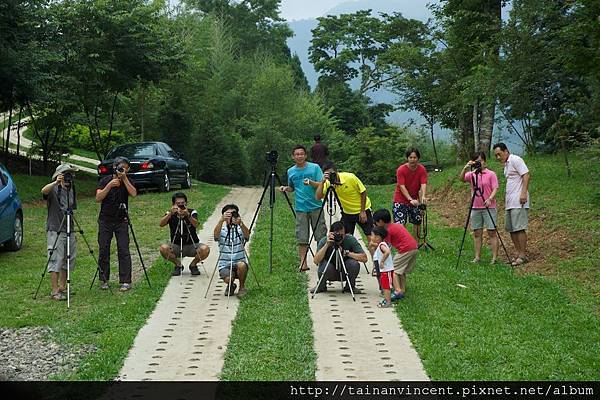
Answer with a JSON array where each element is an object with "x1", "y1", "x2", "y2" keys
[
  {"x1": 16, "y1": 106, "x2": 22, "y2": 156},
  {"x1": 4, "y1": 101, "x2": 13, "y2": 165},
  {"x1": 473, "y1": 101, "x2": 480, "y2": 153},
  {"x1": 457, "y1": 111, "x2": 474, "y2": 162},
  {"x1": 139, "y1": 84, "x2": 146, "y2": 141},
  {"x1": 561, "y1": 139, "x2": 571, "y2": 178},
  {"x1": 479, "y1": 101, "x2": 495, "y2": 155},
  {"x1": 429, "y1": 121, "x2": 439, "y2": 166}
]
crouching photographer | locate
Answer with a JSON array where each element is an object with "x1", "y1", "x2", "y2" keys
[
  {"x1": 213, "y1": 204, "x2": 250, "y2": 298},
  {"x1": 159, "y1": 192, "x2": 210, "y2": 276},
  {"x1": 311, "y1": 221, "x2": 367, "y2": 294}
]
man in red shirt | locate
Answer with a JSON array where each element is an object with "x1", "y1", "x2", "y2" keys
[
  {"x1": 394, "y1": 148, "x2": 428, "y2": 239},
  {"x1": 373, "y1": 209, "x2": 418, "y2": 300}
]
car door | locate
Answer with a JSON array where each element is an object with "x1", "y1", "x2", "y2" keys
[
  {"x1": 162, "y1": 143, "x2": 186, "y2": 182},
  {"x1": 0, "y1": 169, "x2": 10, "y2": 243}
]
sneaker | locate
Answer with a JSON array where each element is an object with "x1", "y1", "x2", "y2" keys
[
  {"x1": 225, "y1": 282, "x2": 237, "y2": 296},
  {"x1": 189, "y1": 265, "x2": 200, "y2": 276},
  {"x1": 377, "y1": 299, "x2": 392, "y2": 308},
  {"x1": 100, "y1": 282, "x2": 109, "y2": 290},
  {"x1": 391, "y1": 291, "x2": 405, "y2": 302},
  {"x1": 310, "y1": 285, "x2": 327, "y2": 294},
  {"x1": 50, "y1": 292, "x2": 66, "y2": 301},
  {"x1": 171, "y1": 266, "x2": 183, "y2": 276},
  {"x1": 119, "y1": 283, "x2": 132, "y2": 292},
  {"x1": 237, "y1": 288, "x2": 248, "y2": 298}
]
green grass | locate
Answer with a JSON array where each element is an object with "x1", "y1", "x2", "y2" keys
[
  {"x1": 23, "y1": 129, "x2": 101, "y2": 162},
  {"x1": 220, "y1": 197, "x2": 317, "y2": 381},
  {"x1": 366, "y1": 153, "x2": 599, "y2": 380},
  {"x1": 13, "y1": 173, "x2": 99, "y2": 204},
  {"x1": 0, "y1": 177, "x2": 229, "y2": 379}
]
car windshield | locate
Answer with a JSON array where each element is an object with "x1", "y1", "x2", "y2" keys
[{"x1": 107, "y1": 144, "x2": 157, "y2": 159}]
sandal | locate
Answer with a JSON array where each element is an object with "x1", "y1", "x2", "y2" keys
[
  {"x1": 511, "y1": 257, "x2": 527, "y2": 267},
  {"x1": 377, "y1": 299, "x2": 391, "y2": 308},
  {"x1": 50, "y1": 292, "x2": 66, "y2": 301},
  {"x1": 300, "y1": 266, "x2": 310, "y2": 272}
]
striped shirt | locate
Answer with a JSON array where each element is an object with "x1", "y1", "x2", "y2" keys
[{"x1": 217, "y1": 225, "x2": 246, "y2": 269}]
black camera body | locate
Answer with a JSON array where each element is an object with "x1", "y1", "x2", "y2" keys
[
  {"x1": 472, "y1": 160, "x2": 482, "y2": 171},
  {"x1": 231, "y1": 210, "x2": 240, "y2": 219},
  {"x1": 178, "y1": 204, "x2": 186, "y2": 210},
  {"x1": 418, "y1": 203, "x2": 427, "y2": 211},
  {"x1": 333, "y1": 232, "x2": 344, "y2": 243},
  {"x1": 63, "y1": 172, "x2": 74, "y2": 184},
  {"x1": 266, "y1": 150, "x2": 278, "y2": 164},
  {"x1": 115, "y1": 166, "x2": 125, "y2": 174},
  {"x1": 328, "y1": 171, "x2": 338, "y2": 184}
]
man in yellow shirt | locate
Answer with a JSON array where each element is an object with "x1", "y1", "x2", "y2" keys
[{"x1": 316, "y1": 161, "x2": 373, "y2": 240}]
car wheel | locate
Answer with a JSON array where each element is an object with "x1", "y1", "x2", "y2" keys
[
  {"x1": 159, "y1": 172, "x2": 170, "y2": 192},
  {"x1": 182, "y1": 171, "x2": 192, "y2": 189},
  {"x1": 6, "y1": 212, "x2": 23, "y2": 251}
]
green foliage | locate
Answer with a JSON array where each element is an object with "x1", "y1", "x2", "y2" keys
[{"x1": 66, "y1": 124, "x2": 131, "y2": 154}]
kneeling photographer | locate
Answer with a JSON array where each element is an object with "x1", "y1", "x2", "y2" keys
[
  {"x1": 311, "y1": 221, "x2": 367, "y2": 294},
  {"x1": 213, "y1": 204, "x2": 250, "y2": 298},
  {"x1": 41, "y1": 164, "x2": 79, "y2": 301},
  {"x1": 159, "y1": 192, "x2": 210, "y2": 276}
]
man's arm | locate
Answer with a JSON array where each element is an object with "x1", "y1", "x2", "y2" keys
[
  {"x1": 520, "y1": 172, "x2": 530, "y2": 205},
  {"x1": 315, "y1": 179, "x2": 326, "y2": 200},
  {"x1": 419, "y1": 183, "x2": 427, "y2": 204},
  {"x1": 96, "y1": 180, "x2": 115, "y2": 203},
  {"x1": 346, "y1": 237, "x2": 368, "y2": 263},
  {"x1": 313, "y1": 237, "x2": 332, "y2": 264},
  {"x1": 121, "y1": 175, "x2": 137, "y2": 197},
  {"x1": 159, "y1": 211, "x2": 173, "y2": 227}
]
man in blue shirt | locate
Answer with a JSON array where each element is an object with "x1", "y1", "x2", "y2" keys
[{"x1": 279, "y1": 144, "x2": 327, "y2": 271}]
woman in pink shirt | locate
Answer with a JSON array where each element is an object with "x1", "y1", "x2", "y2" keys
[{"x1": 459, "y1": 152, "x2": 499, "y2": 264}]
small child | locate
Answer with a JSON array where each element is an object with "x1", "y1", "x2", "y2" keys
[{"x1": 371, "y1": 226, "x2": 395, "y2": 308}]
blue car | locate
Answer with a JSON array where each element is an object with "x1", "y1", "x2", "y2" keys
[{"x1": 0, "y1": 164, "x2": 23, "y2": 251}]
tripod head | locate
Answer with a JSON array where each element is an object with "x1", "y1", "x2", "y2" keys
[{"x1": 266, "y1": 150, "x2": 278, "y2": 168}]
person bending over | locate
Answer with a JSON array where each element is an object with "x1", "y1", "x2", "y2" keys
[{"x1": 159, "y1": 192, "x2": 210, "y2": 276}]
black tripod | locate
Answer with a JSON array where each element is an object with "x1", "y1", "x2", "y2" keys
[
  {"x1": 248, "y1": 152, "x2": 307, "y2": 273},
  {"x1": 455, "y1": 169, "x2": 510, "y2": 268},
  {"x1": 417, "y1": 205, "x2": 435, "y2": 251},
  {"x1": 34, "y1": 182, "x2": 100, "y2": 307},
  {"x1": 312, "y1": 241, "x2": 356, "y2": 301},
  {"x1": 89, "y1": 203, "x2": 152, "y2": 289},
  {"x1": 171, "y1": 213, "x2": 207, "y2": 276},
  {"x1": 204, "y1": 223, "x2": 260, "y2": 308}
]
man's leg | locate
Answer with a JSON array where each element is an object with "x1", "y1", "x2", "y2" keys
[
  {"x1": 488, "y1": 229, "x2": 498, "y2": 262},
  {"x1": 236, "y1": 261, "x2": 247, "y2": 289},
  {"x1": 509, "y1": 232, "x2": 520, "y2": 256},
  {"x1": 473, "y1": 229, "x2": 483, "y2": 261},
  {"x1": 516, "y1": 230, "x2": 527, "y2": 259},
  {"x1": 296, "y1": 212, "x2": 310, "y2": 270},
  {"x1": 115, "y1": 221, "x2": 132, "y2": 284},
  {"x1": 159, "y1": 244, "x2": 180, "y2": 266},
  {"x1": 50, "y1": 272, "x2": 59, "y2": 295},
  {"x1": 343, "y1": 259, "x2": 360, "y2": 290},
  {"x1": 97, "y1": 221, "x2": 113, "y2": 283},
  {"x1": 190, "y1": 244, "x2": 210, "y2": 266},
  {"x1": 58, "y1": 269, "x2": 67, "y2": 292},
  {"x1": 398, "y1": 273, "x2": 406, "y2": 293}
]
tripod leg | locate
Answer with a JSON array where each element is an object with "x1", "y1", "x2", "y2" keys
[
  {"x1": 235, "y1": 229, "x2": 260, "y2": 288},
  {"x1": 126, "y1": 217, "x2": 152, "y2": 288},
  {"x1": 248, "y1": 172, "x2": 270, "y2": 232},
  {"x1": 203, "y1": 259, "x2": 220, "y2": 299},
  {"x1": 455, "y1": 190, "x2": 477, "y2": 269},
  {"x1": 311, "y1": 248, "x2": 337, "y2": 299},
  {"x1": 485, "y1": 206, "x2": 511, "y2": 263},
  {"x1": 338, "y1": 251, "x2": 356, "y2": 302},
  {"x1": 34, "y1": 216, "x2": 66, "y2": 299}
]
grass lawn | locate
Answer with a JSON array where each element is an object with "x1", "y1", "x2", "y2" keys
[
  {"x1": 13, "y1": 172, "x2": 99, "y2": 204},
  {"x1": 220, "y1": 196, "x2": 317, "y2": 380},
  {"x1": 0, "y1": 176, "x2": 229, "y2": 380},
  {"x1": 366, "y1": 153, "x2": 599, "y2": 380}
]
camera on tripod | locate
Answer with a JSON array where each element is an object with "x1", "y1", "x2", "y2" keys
[
  {"x1": 328, "y1": 171, "x2": 338, "y2": 184},
  {"x1": 266, "y1": 150, "x2": 278, "y2": 165},
  {"x1": 178, "y1": 204, "x2": 186, "y2": 210},
  {"x1": 418, "y1": 204, "x2": 427, "y2": 211},
  {"x1": 63, "y1": 172, "x2": 74, "y2": 184},
  {"x1": 333, "y1": 232, "x2": 344, "y2": 244}
]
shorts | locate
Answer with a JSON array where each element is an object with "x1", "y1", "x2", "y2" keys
[
  {"x1": 295, "y1": 209, "x2": 327, "y2": 244},
  {"x1": 505, "y1": 208, "x2": 528, "y2": 232},
  {"x1": 170, "y1": 242, "x2": 202, "y2": 258},
  {"x1": 470, "y1": 208, "x2": 497, "y2": 231},
  {"x1": 47, "y1": 231, "x2": 76, "y2": 272},
  {"x1": 393, "y1": 249, "x2": 417, "y2": 275},
  {"x1": 218, "y1": 261, "x2": 247, "y2": 279},
  {"x1": 393, "y1": 203, "x2": 422, "y2": 225},
  {"x1": 341, "y1": 209, "x2": 374, "y2": 236},
  {"x1": 379, "y1": 270, "x2": 394, "y2": 290}
]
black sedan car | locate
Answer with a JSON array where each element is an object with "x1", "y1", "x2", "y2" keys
[{"x1": 98, "y1": 142, "x2": 191, "y2": 191}]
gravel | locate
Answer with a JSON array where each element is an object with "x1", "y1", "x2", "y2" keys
[{"x1": 0, "y1": 326, "x2": 96, "y2": 381}]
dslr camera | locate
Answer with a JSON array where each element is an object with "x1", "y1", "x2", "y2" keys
[
  {"x1": 230, "y1": 210, "x2": 240, "y2": 220},
  {"x1": 178, "y1": 204, "x2": 186, "y2": 210},
  {"x1": 471, "y1": 160, "x2": 482, "y2": 171},
  {"x1": 266, "y1": 150, "x2": 278, "y2": 164},
  {"x1": 333, "y1": 232, "x2": 344, "y2": 243},
  {"x1": 115, "y1": 166, "x2": 125, "y2": 174},
  {"x1": 328, "y1": 171, "x2": 338, "y2": 184},
  {"x1": 63, "y1": 172, "x2": 74, "y2": 184}
]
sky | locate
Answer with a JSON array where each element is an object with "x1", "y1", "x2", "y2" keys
[{"x1": 280, "y1": 0, "x2": 436, "y2": 21}]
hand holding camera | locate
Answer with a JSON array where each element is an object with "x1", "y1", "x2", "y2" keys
[{"x1": 108, "y1": 178, "x2": 121, "y2": 188}]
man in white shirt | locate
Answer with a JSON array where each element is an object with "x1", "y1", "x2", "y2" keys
[{"x1": 493, "y1": 143, "x2": 530, "y2": 266}]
